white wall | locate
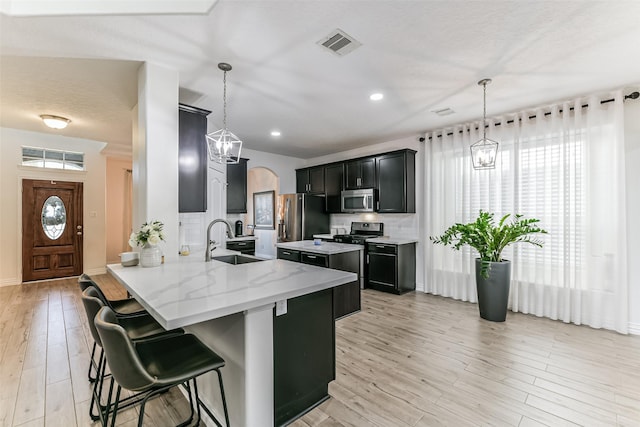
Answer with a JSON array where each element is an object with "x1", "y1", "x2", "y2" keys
[
  {"x1": 625, "y1": 99, "x2": 640, "y2": 333},
  {"x1": 305, "y1": 136, "x2": 425, "y2": 290},
  {"x1": 0, "y1": 127, "x2": 107, "y2": 285},
  {"x1": 241, "y1": 148, "x2": 305, "y2": 194}
]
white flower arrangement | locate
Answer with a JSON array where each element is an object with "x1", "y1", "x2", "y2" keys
[{"x1": 129, "y1": 220, "x2": 165, "y2": 248}]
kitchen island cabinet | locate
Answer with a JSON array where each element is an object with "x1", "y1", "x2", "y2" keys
[
  {"x1": 276, "y1": 241, "x2": 363, "y2": 319},
  {"x1": 107, "y1": 252, "x2": 355, "y2": 427}
]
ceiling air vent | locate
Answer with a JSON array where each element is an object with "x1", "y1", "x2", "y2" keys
[
  {"x1": 431, "y1": 107, "x2": 456, "y2": 116},
  {"x1": 317, "y1": 29, "x2": 362, "y2": 56}
]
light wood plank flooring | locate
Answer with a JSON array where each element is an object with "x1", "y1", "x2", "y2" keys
[{"x1": 1, "y1": 274, "x2": 639, "y2": 426}]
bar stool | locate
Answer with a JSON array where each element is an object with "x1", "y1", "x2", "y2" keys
[
  {"x1": 81, "y1": 286, "x2": 184, "y2": 423},
  {"x1": 95, "y1": 306, "x2": 230, "y2": 427},
  {"x1": 78, "y1": 274, "x2": 146, "y2": 382}
]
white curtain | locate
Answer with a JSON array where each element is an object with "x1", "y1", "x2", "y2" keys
[{"x1": 425, "y1": 90, "x2": 628, "y2": 333}]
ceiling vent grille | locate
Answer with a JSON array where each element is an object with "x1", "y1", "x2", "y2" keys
[{"x1": 317, "y1": 29, "x2": 362, "y2": 56}]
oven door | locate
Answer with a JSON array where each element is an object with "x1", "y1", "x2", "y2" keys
[{"x1": 341, "y1": 189, "x2": 375, "y2": 213}]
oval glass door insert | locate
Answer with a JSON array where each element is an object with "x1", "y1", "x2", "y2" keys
[{"x1": 41, "y1": 195, "x2": 67, "y2": 240}]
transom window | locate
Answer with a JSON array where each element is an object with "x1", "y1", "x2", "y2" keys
[{"x1": 22, "y1": 147, "x2": 84, "y2": 170}]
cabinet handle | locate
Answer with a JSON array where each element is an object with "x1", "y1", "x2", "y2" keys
[
  {"x1": 307, "y1": 255, "x2": 316, "y2": 259},
  {"x1": 357, "y1": 177, "x2": 361, "y2": 187},
  {"x1": 238, "y1": 242, "x2": 246, "y2": 246},
  {"x1": 377, "y1": 201, "x2": 380, "y2": 211},
  {"x1": 283, "y1": 251, "x2": 291, "y2": 255},
  {"x1": 376, "y1": 245, "x2": 387, "y2": 248}
]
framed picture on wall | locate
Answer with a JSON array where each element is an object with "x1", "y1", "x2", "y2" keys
[{"x1": 253, "y1": 190, "x2": 275, "y2": 230}]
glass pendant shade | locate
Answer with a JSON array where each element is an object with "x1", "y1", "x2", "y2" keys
[
  {"x1": 471, "y1": 78, "x2": 499, "y2": 170},
  {"x1": 207, "y1": 62, "x2": 243, "y2": 165},
  {"x1": 206, "y1": 128, "x2": 242, "y2": 164}
]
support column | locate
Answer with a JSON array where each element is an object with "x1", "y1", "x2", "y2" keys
[{"x1": 132, "y1": 62, "x2": 179, "y2": 261}]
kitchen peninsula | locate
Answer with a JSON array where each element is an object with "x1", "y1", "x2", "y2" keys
[{"x1": 107, "y1": 250, "x2": 356, "y2": 427}]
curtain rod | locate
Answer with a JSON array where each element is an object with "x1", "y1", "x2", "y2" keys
[{"x1": 421, "y1": 91, "x2": 639, "y2": 142}]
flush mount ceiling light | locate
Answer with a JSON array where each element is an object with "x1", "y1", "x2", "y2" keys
[
  {"x1": 369, "y1": 93, "x2": 384, "y2": 101},
  {"x1": 470, "y1": 79, "x2": 499, "y2": 170},
  {"x1": 40, "y1": 115, "x2": 70, "y2": 129},
  {"x1": 206, "y1": 63, "x2": 242, "y2": 164}
]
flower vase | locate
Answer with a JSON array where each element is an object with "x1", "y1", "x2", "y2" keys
[{"x1": 140, "y1": 243, "x2": 162, "y2": 267}]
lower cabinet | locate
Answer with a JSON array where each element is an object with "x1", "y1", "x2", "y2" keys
[
  {"x1": 367, "y1": 242, "x2": 416, "y2": 294},
  {"x1": 274, "y1": 288, "x2": 334, "y2": 426},
  {"x1": 277, "y1": 248, "x2": 361, "y2": 319},
  {"x1": 225, "y1": 240, "x2": 255, "y2": 255}
]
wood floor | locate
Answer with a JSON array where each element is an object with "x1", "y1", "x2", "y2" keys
[{"x1": 1, "y1": 275, "x2": 640, "y2": 427}]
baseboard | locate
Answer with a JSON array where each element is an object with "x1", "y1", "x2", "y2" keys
[
  {"x1": 85, "y1": 266, "x2": 107, "y2": 276},
  {"x1": 629, "y1": 322, "x2": 640, "y2": 336},
  {"x1": 0, "y1": 277, "x2": 20, "y2": 287}
]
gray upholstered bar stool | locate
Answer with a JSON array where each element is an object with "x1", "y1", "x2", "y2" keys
[
  {"x1": 78, "y1": 273, "x2": 146, "y2": 382},
  {"x1": 95, "y1": 306, "x2": 230, "y2": 427},
  {"x1": 81, "y1": 286, "x2": 184, "y2": 423}
]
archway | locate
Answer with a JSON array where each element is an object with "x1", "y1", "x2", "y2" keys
[{"x1": 246, "y1": 167, "x2": 279, "y2": 259}]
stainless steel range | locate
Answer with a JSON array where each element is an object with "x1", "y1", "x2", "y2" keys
[{"x1": 333, "y1": 222, "x2": 384, "y2": 244}]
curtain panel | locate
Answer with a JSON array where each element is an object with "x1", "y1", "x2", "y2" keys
[{"x1": 425, "y1": 90, "x2": 628, "y2": 333}]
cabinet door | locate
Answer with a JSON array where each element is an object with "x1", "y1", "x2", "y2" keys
[
  {"x1": 178, "y1": 106, "x2": 209, "y2": 212},
  {"x1": 296, "y1": 169, "x2": 309, "y2": 193},
  {"x1": 376, "y1": 150, "x2": 416, "y2": 213},
  {"x1": 227, "y1": 158, "x2": 248, "y2": 213},
  {"x1": 309, "y1": 166, "x2": 325, "y2": 193},
  {"x1": 324, "y1": 163, "x2": 344, "y2": 213},
  {"x1": 301, "y1": 252, "x2": 329, "y2": 267},
  {"x1": 345, "y1": 158, "x2": 376, "y2": 189},
  {"x1": 360, "y1": 157, "x2": 376, "y2": 188},
  {"x1": 277, "y1": 248, "x2": 300, "y2": 262}
]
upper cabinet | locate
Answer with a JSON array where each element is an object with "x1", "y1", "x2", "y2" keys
[
  {"x1": 345, "y1": 157, "x2": 375, "y2": 189},
  {"x1": 178, "y1": 104, "x2": 211, "y2": 213},
  {"x1": 324, "y1": 163, "x2": 344, "y2": 213},
  {"x1": 296, "y1": 166, "x2": 325, "y2": 194},
  {"x1": 294, "y1": 148, "x2": 416, "y2": 214},
  {"x1": 227, "y1": 158, "x2": 248, "y2": 214},
  {"x1": 376, "y1": 150, "x2": 416, "y2": 213}
]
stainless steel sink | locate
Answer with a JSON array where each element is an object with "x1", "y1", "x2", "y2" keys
[{"x1": 212, "y1": 254, "x2": 263, "y2": 265}]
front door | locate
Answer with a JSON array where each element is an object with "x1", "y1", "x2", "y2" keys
[{"x1": 22, "y1": 179, "x2": 83, "y2": 282}]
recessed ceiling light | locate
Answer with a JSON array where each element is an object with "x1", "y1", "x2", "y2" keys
[
  {"x1": 369, "y1": 93, "x2": 384, "y2": 101},
  {"x1": 40, "y1": 114, "x2": 71, "y2": 129},
  {"x1": 270, "y1": 130, "x2": 281, "y2": 137}
]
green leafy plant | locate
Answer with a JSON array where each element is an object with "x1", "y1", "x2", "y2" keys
[{"x1": 430, "y1": 210, "x2": 547, "y2": 278}]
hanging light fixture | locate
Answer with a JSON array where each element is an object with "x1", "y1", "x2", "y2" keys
[
  {"x1": 206, "y1": 63, "x2": 242, "y2": 164},
  {"x1": 470, "y1": 78, "x2": 498, "y2": 170}
]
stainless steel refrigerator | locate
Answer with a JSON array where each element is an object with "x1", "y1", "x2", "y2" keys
[{"x1": 277, "y1": 193, "x2": 329, "y2": 242}]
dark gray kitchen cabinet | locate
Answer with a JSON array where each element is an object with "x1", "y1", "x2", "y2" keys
[
  {"x1": 277, "y1": 248, "x2": 361, "y2": 319},
  {"x1": 227, "y1": 158, "x2": 248, "y2": 213},
  {"x1": 376, "y1": 149, "x2": 416, "y2": 213},
  {"x1": 367, "y1": 241, "x2": 416, "y2": 294},
  {"x1": 345, "y1": 157, "x2": 375, "y2": 190},
  {"x1": 178, "y1": 104, "x2": 211, "y2": 213},
  {"x1": 274, "y1": 288, "x2": 334, "y2": 426},
  {"x1": 226, "y1": 239, "x2": 255, "y2": 255},
  {"x1": 324, "y1": 163, "x2": 344, "y2": 213},
  {"x1": 296, "y1": 166, "x2": 325, "y2": 194}
]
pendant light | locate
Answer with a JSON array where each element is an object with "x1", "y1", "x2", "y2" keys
[
  {"x1": 470, "y1": 78, "x2": 498, "y2": 170},
  {"x1": 206, "y1": 63, "x2": 242, "y2": 164}
]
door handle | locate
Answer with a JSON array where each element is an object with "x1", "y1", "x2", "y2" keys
[{"x1": 363, "y1": 195, "x2": 367, "y2": 208}]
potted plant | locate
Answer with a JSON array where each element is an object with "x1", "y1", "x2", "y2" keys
[{"x1": 430, "y1": 211, "x2": 547, "y2": 322}]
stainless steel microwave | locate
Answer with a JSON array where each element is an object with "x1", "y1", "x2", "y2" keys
[{"x1": 341, "y1": 188, "x2": 376, "y2": 213}]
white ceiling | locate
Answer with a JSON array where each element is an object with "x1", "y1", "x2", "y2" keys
[{"x1": 1, "y1": 1, "x2": 639, "y2": 159}]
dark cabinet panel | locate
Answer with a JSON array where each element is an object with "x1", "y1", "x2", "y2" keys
[
  {"x1": 376, "y1": 150, "x2": 416, "y2": 213},
  {"x1": 324, "y1": 163, "x2": 344, "y2": 213},
  {"x1": 367, "y1": 242, "x2": 416, "y2": 294},
  {"x1": 277, "y1": 248, "x2": 361, "y2": 319},
  {"x1": 277, "y1": 248, "x2": 301, "y2": 262},
  {"x1": 226, "y1": 239, "x2": 255, "y2": 255},
  {"x1": 274, "y1": 289, "x2": 334, "y2": 426},
  {"x1": 296, "y1": 166, "x2": 325, "y2": 194},
  {"x1": 178, "y1": 104, "x2": 210, "y2": 213},
  {"x1": 227, "y1": 158, "x2": 248, "y2": 213},
  {"x1": 345, "y1": 157, "x2": 375, "y2": 190}
]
